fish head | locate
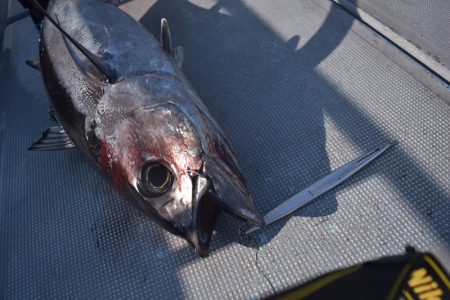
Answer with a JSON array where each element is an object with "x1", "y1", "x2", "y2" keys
[{"x1": 98, "y1": 80, "x2": 263, "y2": 256}]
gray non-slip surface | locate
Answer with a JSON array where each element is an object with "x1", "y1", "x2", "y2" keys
[
  {"x1": 1, "y1": 0, "x2": 450, "y2": 299},
  {"x1": 345, "y1": 0, "x2": 450, "y2": 78}
]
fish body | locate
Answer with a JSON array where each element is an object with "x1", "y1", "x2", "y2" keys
[{"x1": 36, "y1": 0, "x2": 263, "y2": 256}]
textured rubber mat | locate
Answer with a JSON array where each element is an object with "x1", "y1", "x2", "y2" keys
[
  {"x1": 1, "y1": 0, "x2": 449, "y2": 299},
  {"x1": 344, "y1": 0, "x2": 450, "y2": 79}
]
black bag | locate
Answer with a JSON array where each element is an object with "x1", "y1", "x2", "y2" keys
[{"x1": 271, "y1": 248, "x2": 449, "y2": 300}]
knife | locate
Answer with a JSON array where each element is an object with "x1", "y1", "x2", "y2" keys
[{"x1": 245, "y1": 142, "x2": 395, "y2": 235}]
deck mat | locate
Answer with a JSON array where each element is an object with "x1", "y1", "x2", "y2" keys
[
  {"x1": 1, "y1": 0, "x2": 449, "y2": 298},
  {"x1": 344, "y1": 0, "x2": 450, "y2": 79}
]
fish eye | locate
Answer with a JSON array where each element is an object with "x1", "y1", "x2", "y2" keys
[{"x1": 139, "y1": 162, "x2": 173, "y2": 196}]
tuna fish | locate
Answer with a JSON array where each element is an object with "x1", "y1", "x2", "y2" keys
[{"x1": 28, "y1": 0, "x2": 264, "y2": 256}]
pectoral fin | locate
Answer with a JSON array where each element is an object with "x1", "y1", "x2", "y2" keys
[
  {"x1": 28, "y1": 126, "x2": 75, "y2": 151},
  {"x1": 29, "y1": 0, "x2": 115, "y2": 83}
]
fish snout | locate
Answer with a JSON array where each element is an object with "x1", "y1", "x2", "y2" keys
[
  {"x1": 179, "y1": 167, "x2": 264, "y2": 256},
  {"x1": 202, "y1": 159, "x2": 264, "y2": 227}
]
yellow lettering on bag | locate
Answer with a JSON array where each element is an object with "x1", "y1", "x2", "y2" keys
[
  {"x1": 418, "y1": 288, "x2": 443, "y2": 300},
  {"x1": 408, "y1": 268, "x2": 433, "y2": 287}
]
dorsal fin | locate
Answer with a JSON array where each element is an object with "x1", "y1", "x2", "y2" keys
[
  {"x1": 160, "y1": 18, "x2": 173, "y2": 55},
  {"x1": 30, "y1": 0, "x2": 114, "y2": 83}
]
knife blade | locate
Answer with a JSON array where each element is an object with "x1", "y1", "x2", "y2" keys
[{"x1": 245, "y1": 142, "x2": 395, "y2": 235}]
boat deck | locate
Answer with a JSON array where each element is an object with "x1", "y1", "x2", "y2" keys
[{"x1": 1, "y1": 0, "x2": 449, "y2": 298}]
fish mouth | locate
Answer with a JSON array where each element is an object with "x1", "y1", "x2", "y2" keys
[
  {"x1": 183, "y1": 173, "x2": 264, "y2": 257},
  {"x1": 185, "y1": 192, "x2": 222, "y2": 257}
]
